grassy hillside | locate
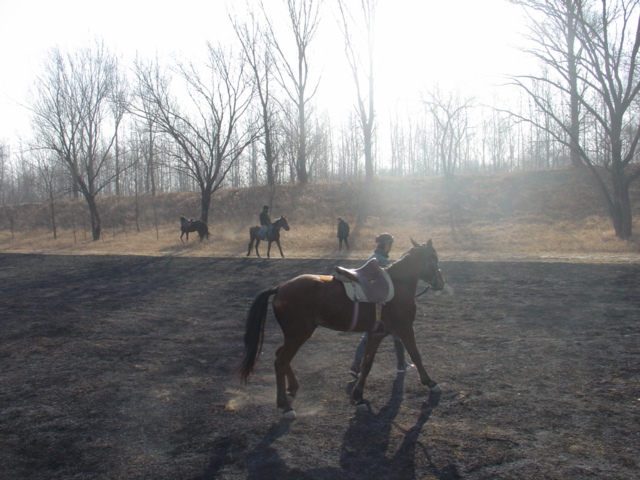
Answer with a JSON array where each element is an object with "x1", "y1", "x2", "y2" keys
[{"x1": 1, "y1": 167, "x2": 639, "y2": 261}]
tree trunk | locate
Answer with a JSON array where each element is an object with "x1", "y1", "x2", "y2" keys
[
  {"x1": 48, "y1": 191, "x2": 57, "y2": 240},
  {"x1": 364, "y1": 123, "x2": 374, "y2": 182},
  {"x1": 200, "y1": 190, "x2": 213, "y2": 225},
  {"x1": 264, "y1": 109, "x2": 275, "y2": 187},
  {"x1": 297, "y1": 105, "x2": 308, "y2": 185},
  {"x1": 610, "y1": 169, "x2": 633, "y2": 238},
  {"x1": 567, "y1": 3, "x2": 583, "y2": 168},
  {"x1": 86, "y1": 195, "x2": 102, "y2": 241}
]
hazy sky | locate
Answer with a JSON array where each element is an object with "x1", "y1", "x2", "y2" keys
[{"x1": 0, "y1": 0, "x2": 530, "y2": 149}]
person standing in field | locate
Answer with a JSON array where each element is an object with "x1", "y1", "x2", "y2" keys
[
  {"x1": 348, "y1": 233, "x2": 415, "y2": 378},
  {"x1": 337, "y1": 217, "x2": 350, "y2": 251}
]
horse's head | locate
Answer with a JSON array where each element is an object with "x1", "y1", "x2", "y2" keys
[
  {"x1": 411, "y1": 238, "x2": 445, "y2": 291},
  {"x1": 277, "y1": 216, "x2": 290, "y2": 231}
]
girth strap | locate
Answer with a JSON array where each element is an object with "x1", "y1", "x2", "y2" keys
[{"x1": 347, "y1": 300, "x2": 384, "y2": 333}]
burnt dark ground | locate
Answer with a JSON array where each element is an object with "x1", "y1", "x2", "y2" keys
[{"x1": 0, "y1": 253, "x2": 638, "y2": 479}]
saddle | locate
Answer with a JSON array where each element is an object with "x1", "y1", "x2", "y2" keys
[
  {"x1": 334, "y1": 258, "x2": 394, "y2": 333},
  {"x1": 258, "y1": 225, "x2": 272, "y2": 237},
  {"x1": 334, "y1": 258, "x2": 394, "y2": 303}
]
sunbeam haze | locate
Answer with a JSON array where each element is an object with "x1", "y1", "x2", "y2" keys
[{"x1": 0, "y1": 0, "x2": 529, "y2": 149}]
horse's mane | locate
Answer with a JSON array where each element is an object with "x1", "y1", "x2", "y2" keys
[
  {"x1": 386, "y1": 246, "x2": 424, "y2": 274},
  {"x1": 385, "y1": 247, "x2": 427, "y2": 275}
]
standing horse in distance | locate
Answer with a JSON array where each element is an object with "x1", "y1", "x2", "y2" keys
[
  {"x1": 180, "y1": 215, "x2": 210, "y2": 242},
  {"x1": 247, "y1": 216, "x2": 290, "y2": 258},
  {"x1": 239, "y1": 239, "x2": 445, "y2": 418}
]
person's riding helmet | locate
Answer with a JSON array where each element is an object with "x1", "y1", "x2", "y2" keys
[
  {"x1": 375, "y1": 233, "x2": 393, "y2": 245},
  {"x1": 263, "y1": 205, "x2": 269, "y2": 210}
]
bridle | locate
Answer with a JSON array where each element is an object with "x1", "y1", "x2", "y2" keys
[
  {"x1": 273, "y1": 218, "x2": 290, "y2": 232},
  {"x1": 416, "y1": 250, "x2": 443, "y2": 298}
]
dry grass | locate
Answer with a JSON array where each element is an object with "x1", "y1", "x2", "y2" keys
[{"x1": 1, "y1": 167, "x2": 639, "y2": 262}]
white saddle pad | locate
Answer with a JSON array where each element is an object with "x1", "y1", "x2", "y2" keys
[{"x1": 334, "y1": 269, "x2": 394, "y2": 303}]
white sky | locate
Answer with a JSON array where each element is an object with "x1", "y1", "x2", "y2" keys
[{"x1": 0, "y1": 0, "x2": 531, "y2": 149}]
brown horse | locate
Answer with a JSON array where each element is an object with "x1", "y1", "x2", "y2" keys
[
  {"x1": 180, "y1": 215, "x2": 210, "y2": 242},
  {"x1": 239, "y1": 239, "x2": 445, "y2": 418},
  {"x1": 247, "y1": 216, "x2": 290, "y2": 258}
]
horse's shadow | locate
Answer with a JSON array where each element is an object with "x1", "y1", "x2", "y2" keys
[
  {"x1": 195, "y1": 417, "x2": 296, "y2": 480},
  {"x1": 199, "y1": 377, "x2": 457, "y2": 480},
  {"x1": 337, "y1": 376, "x2": 453, "y2": 479}
]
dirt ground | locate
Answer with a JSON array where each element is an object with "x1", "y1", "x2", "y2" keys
[{"x1": 0, "y1": 253, "x2": 638, "y2": 480}]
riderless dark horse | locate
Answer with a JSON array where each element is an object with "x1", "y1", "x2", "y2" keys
[
  {"x1": 239, "y1": 239, "x2": 445, "y2": 418},
  {"x1": 247, "y1": 216, "x2": 290, "y2": 258},
  {"x1": 180, "y1": 215, "x2": 210, "y2": 242}
]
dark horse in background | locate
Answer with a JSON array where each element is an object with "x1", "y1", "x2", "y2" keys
[
  {"x1": 247, "y1": 216, "x2": 290, "y2": 258},
  {"x1": 239, "y1": 239, "x2": 445, "y2": 418},
  {"x1": 180, "y1": 215, "x2": 210, "y2": 242}
]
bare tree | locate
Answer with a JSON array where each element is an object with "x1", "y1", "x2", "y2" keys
[
  {"x1": 29, "y1": 43, "x2": 126, "y2": 241},
  {"x1": 32, "y1": 151, "x2": 66, "y2": 239},
  {"x1": 578, "y1": 0, "x2": 640, "y2": 237},
  {"x1": 423, "y1": 88, "x2": 474, "y2": 179},
  {"x1": 512, "y1": 0, "x2": 640, "y2": 238},
  {"x1": 0, "y1": 142, "x2": 9, "y2": 207},
  {"x1": 338, "y1": 0, "x2": 377, "y2": 182},
  {"x1": 111, "y1": 63, "x2": 130, "y2": 196},
  {"x1": 133, "y1": 44, "x2": 259, "y2": 223},
  {"x1": 263, "y1": 0, "x2": 322, "y2": 185},
  {"x1": 510, "y1": 0, "x2": 586, "y2": 167},
  {"x1": 232, "y1": 9, "x2": 279, "y2": 187}
]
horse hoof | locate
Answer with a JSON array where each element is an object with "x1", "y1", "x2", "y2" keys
[
  {"x1": 430, "y1": 383, "x2": 442, "y2": 393},
  {"x1": 283, "y1": 409, "x2": 297, "y2": 420},
  {"x1": 355, "y1": 402, "x2": 370, "y2": 412}
]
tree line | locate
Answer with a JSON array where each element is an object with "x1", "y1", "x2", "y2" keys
[{"x1": 1, "y1": 0, "x2": 639, "y2": 239}]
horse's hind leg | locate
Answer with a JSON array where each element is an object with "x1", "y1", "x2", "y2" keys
[
  {"x1": 275, "y1": 346, "x2": 300, "y2": 400},
  {"x1": 273, "y1": 329, "x2": 315, "y2": 418}
]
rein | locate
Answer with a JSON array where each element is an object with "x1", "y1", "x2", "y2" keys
[{"x1": 415, "y1": 284, "x2": 431, "y2": 298}]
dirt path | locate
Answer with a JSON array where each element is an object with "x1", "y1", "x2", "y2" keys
[{"x1": 0, "y1": 253, "x2": 638, "y2": 479}]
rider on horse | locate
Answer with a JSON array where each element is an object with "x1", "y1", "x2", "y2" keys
[{"x1": 259, "y1": 205, "x2": 271, "y2": 240}]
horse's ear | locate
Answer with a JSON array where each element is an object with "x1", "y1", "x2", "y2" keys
[
  {"x1": 426, "y1": 239, "x2": 433, "y2": 248},
  {"x1": 411, "y1": 238, "x2": 420, "y2": 248}
]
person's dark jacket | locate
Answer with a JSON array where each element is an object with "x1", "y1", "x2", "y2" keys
[
  {"x1": 337, "y1": 220, "x2": 350, "y2": 239},
  {"x1": 260, "y1": 210, "x2": 271, "y2": 226}
]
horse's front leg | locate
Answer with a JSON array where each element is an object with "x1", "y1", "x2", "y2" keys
[
  {"x1": 351, "y1": 332, "x2": 386, "y2": 409},
  {"x1": 180, "y1": 231, "x2": 185, "y2": 243},
  {"x1": 276, "y1": 240, "x2": 285, "y2": 258},
  {"x1": 397, "y1": 329, "x2": 440, "y2": 392}
]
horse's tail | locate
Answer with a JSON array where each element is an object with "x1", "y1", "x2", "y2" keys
[{"x1": 238, "y1": 287, "x2": 278, "y2": 383}]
